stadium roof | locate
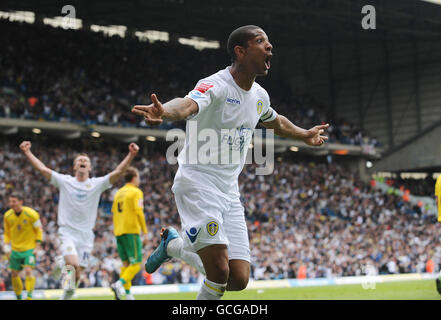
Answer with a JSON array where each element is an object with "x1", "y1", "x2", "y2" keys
[{"x1": 2, "y1": 0, "x2": 441, "y2": 46}]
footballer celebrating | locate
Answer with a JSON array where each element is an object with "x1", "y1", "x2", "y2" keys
[
  {"x1": 110, "y1": 167, "x2": 148, "y2": 300},
  {"x1": 132, "y1": 25, "x2": 328, "y2": 300},
  {"x1": 3, "y1": 192, "x2": 43, "y2": 300},
  {"x1": 19, "y1": 140, "x2": 139, "y2": 300}
]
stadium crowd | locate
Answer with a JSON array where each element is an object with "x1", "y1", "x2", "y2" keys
[
  {"x1": 0, "y1": 21, "x2": 378, "y2": 147},
  {"x1": 389, "y1": 176, "x2": 438, "y2": 197},
  {"x1": 0, "y1": 137, "x2": 439, "y2": 291}
]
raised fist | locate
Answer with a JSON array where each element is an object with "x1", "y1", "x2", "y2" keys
[
  {"x1": 129, "y1": 143, "x2": 140, "y2": 155},
  {"x1": 19, "y1": 141, "x2": 32, "y2": 153}
]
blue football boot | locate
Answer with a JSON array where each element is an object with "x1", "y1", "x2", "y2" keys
[{"x1": 145, "y1": 227, "x2": 179, "y2": 274}]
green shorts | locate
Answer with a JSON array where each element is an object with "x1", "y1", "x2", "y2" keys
[
  {"x1": 9, "y1": 249, "x2": 35, "y2": 271},
  {"x1": 116, "y1": 234, "x2": 142, "y2": 264}
]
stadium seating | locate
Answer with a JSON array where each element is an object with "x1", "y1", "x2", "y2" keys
[
  {"x1": 0, "y1": 21, "x2": 379, "y2": 147},
  {"x1": 0, "y1": 136, "x2": 438, "y2": 290}
]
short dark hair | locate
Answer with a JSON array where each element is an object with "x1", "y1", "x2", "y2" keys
[
  {"x1": 9, "y1": 192, "x2": 24, "y2": 201},
  {"x1": 227, "y1": 25, "x2": 263, "y2": 62},
  {"x1": 124, "y1": 167, "x2": 139, "y2": 183}
]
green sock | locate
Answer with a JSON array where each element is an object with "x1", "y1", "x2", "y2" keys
[
  {"x1": 16, "y1": 294, "x2": 22, "y2": 300},
  {"x1": 119, "y1": 278, "x2": 126, "y2": 285},
  {"x1": 125, "y1": 289, "x2": 130, "y2": 294}
]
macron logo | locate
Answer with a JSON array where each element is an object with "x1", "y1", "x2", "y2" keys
[
  {"x1": 185, "y1": 227, "x2": 201, "y2": 243},
  {"x1": 226, "y1": 98, "x2": 241, "y2": 105}
]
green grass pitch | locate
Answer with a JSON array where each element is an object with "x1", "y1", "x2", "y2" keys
[{"x1": 43, "y1": 279, "x2": 441, "y2": 300}]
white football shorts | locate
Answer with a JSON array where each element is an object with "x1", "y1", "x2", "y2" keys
[
  {"x1": 58, "y1": 226, "x2": 94, "y2": 268},
  {"x1": 172, "y1": 184, "x2": 250, "y2": 262}
]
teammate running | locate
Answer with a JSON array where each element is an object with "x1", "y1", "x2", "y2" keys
[
  {"x1": 19, "y1": 140, "x2": 139, "y2": 299},
  {"x1": 132, "y1": 25, "x2": 328, "y2": 300}
]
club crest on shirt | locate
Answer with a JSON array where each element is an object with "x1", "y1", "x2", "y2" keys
[
  {"x1": 23, "y1": 219, "x2": 27, "y2": 224},
  {"x1": 257, "y1": 100, "x2": 263, "y2": 115},
  {"x1": 206, "y1": 221, "x2": 219, "y2": 236},
  {"x1": 85, "y1": 183, "x2": 92, "y2": 189}
]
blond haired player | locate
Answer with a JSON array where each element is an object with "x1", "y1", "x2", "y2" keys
[
  {"x1": 110, "y1": 167, "x2": 148, "y2": 300},
  {"x1": 19, "y1": 141, "x2": 139, "y2": 300},
  {"x1": 3, "y1": 192, "x2": 43, "y2": 300}
]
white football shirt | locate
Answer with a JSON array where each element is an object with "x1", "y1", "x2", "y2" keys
[
  {"x1": 50, "y1": 171, "x2": 112, "y2": 231},
  {"x1": 173, "y1": 67, "x2": 278, "y2": 200}
]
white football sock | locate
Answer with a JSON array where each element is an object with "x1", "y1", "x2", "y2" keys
[
  {"x1": 167, "y1": 238, "x2": 206, "y2": 276},
  {"x1": 60, "y1": 288, "x2": 75, "y2": 300},
  {"x1": 196, "y1": 279, "x2": 226, "y2": 300},
  {"x1": 53, "y1": 256, "x2": 65, "y2": 280}
]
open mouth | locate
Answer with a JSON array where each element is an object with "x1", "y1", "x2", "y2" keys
[
  {"x1": 80, "y1": 165, "x2": 86, "y2": 168},
  {"x1": 264, "y1": 55, "x2": 271, "y2": 70}
]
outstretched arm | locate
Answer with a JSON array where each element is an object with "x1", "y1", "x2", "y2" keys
[
  {"x1": 132, "y1": 94, "x2": 198, "y2": 125},
  {"x1": 261, "y1": 115, "x2": 329, "y2": 147},
  {"x1": 108, "y1": 143, "x2": 139, "y2": 185},
  {"x1": 19, "y1": 141, "x2": 52, "y2": 180}
]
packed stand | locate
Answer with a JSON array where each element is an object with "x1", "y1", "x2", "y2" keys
[
  {"x1": 0, "y1": 137, "x2": 437, "y2": 291},
  {"x1": 0, "y1": 21, "x2": 378, "y2": 147},
  {"x1": 388, "y1": 176, "x2": 438, "y2": 197}
]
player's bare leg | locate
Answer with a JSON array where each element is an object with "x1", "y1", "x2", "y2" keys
[
  {"x1": 196, "y1": 244, "x2": 229, "y2": 300},
  {"x1": 194, "y1": 247, "x2": 250, "y2": 299},
  {"x1": 24, "y1": 266, "x2": 36, "y2": 300},
  {"x1": 226, "y1": 259, "x2": 250, "y2": 291},
  {"x1": 11, "y1": 269, "x2": 23, "y2": 300},
  {"x1": 64, "y1": 254, "x2": 81, "y2": 283}
]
